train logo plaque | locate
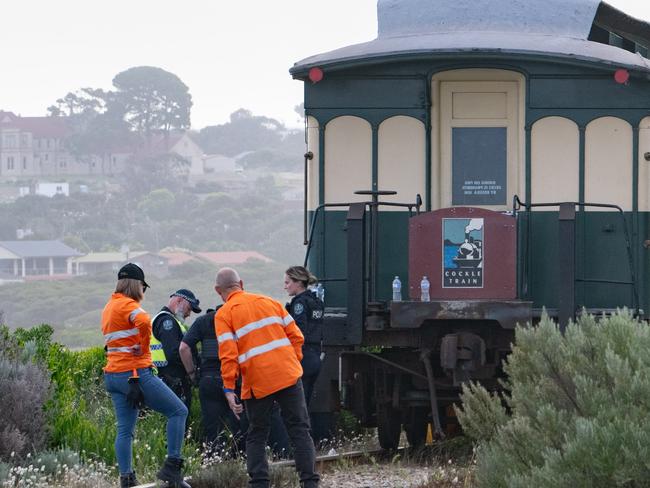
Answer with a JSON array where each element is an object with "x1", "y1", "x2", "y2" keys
[{"x1": 442, "y1": 218, "x2": 484, "y2": 288}]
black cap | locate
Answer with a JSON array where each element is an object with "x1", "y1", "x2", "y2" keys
[
  {"x1": 118, "y1": 263, "x2": 150, "y2": 289},
  {"x1": 170, "y1": 289, "x2": 201, "y2": 313}
]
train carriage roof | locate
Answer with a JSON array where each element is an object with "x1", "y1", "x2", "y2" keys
[{"x1": 291, "y1": 0, "x2": 650, "y2": 75}]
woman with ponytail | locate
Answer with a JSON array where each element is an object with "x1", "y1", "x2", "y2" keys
[{"x1": 283, "y1": 266, "x2": 324, "y2": 405}]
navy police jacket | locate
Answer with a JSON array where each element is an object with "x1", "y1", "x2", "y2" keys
[{"x1": 287, "y1": 289, "x2": 323, "y2": 346}]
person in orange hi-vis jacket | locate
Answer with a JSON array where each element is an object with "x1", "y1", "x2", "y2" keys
[
  {"x1": 214, "y1": 267, "x2": 319, "y2": 488},
  {"x1": 102, "y1": 263, "x2": 190, "y2": 488}
]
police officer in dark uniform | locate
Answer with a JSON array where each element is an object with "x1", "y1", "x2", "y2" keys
[
  {"x1": 151, "y1": 289, "x2": 201, "y2": 413},
  {"x1": 179, "y1": 305, "x2": 241, "y2": 454},
  {"x1": 284, "y1": 266, "x2": 324, "y2": 406}
]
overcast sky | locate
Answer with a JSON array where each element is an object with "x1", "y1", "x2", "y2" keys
[{"x1": 1, "y1": 0, "x2": 649, "y2": 130}]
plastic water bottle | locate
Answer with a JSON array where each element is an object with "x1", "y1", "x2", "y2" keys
[
  {"x1": 420, "y1": 276, "x2": 430, "y2": 302},
  {"x1": 392, "y1": 276, "x2": 402, "y2": 302}
]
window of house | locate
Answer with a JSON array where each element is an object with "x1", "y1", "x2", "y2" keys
[
  {"x1": 7, "y1": 156, "x2": 15, "y2": 170},
  {"x1": 4, "y1": 135, "x2": 17, "y2": 148},
  {"x1": 22, "y1": 157, "x2": 27, "y2": 169},
  {"x1": 45, "y1": 153, "x2": 49, "y2": 161}
]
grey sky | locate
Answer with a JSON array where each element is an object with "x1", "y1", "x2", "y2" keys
[{"x1": 1, "y1": 0, "x2": 648, "y2": 130}]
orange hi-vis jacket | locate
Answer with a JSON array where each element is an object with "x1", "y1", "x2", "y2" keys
[
  {"x1": 215, "y1": 290, "x2": 304, "y2": 400},
  {"x1": 102, "y1": 293, "x2": 153, "y2": 373}
]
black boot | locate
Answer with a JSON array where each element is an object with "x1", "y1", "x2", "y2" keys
[
  {"x1": 157, "y1": 457, "x2": 191, "y2": 488},
  {"x1": 119, "y1": 471, "x2": 138, "y2": 488}
]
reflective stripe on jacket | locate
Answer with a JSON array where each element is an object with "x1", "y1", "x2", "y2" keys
[
  {"x1": 102, "y1": 293, "x2": 153, "y2": 373},
  {"x1": 215, "y1": 290, "x2": 304, "y2": 400},
  {"x1": 150, "y1": 310, "x2": 188, "y2": 368}
]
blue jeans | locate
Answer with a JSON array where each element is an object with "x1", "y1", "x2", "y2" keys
[{"x1": 104, "y1": 367, "x2": 188, "y2": 474}]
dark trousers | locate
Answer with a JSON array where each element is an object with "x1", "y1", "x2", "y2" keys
[
  {"x1": 161, "y1": 374, "x2": 192, "y2": 432},
  {"x1": 301, "y1": 348, "x2": 322, "y2": 407},
  {"x1": 244, "y1": 380, "x2": 319, "y2": 488},
  {"x1": 239, "y1": 403, "x2": 291, "y2": 458},
  {"x1": 199, "y1": 373, "x2": 242, "y2": 455}
]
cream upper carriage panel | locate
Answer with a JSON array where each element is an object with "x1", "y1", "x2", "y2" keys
[
  {"x1": 323, "y1": 116, "x2": 372, "y2": 205},
  {"x1": 640, "y1": 117, "x2": 650, "y2": 213},
  {"x1": 377, "y1": 116, "x2": 426, "y2": 210},
  {"x1": 531, "y1": 117, "x2": 580, "y2": 205},
  {"x1": 585, "y1": 117, "x2": 633, "y2": 212}
]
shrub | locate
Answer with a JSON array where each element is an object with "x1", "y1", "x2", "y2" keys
[
  {"x1": 46, "y1": 343, "x2": 204, "y2": 481},
  {"x1": 0, "y1": 462, "x2": 9, "y2": 484},
  {"x1": 190, "y1": 460, "x2": 248, "y2": 488},
  {"x1": 269, "y1": 465, "x2": 300, "y2": 487},
  {"x1": 456, "y1": 310, "x2": 650, "y2": 487},
  {"x1": 33, "y1": 448, "x2": 80, "y2": 478},
  {"x1": 2, "y1": 452, "x2": 113, "y2": 488},
  {"x1": 0, "y1": 357, "x2": 52, "y2": 462}
]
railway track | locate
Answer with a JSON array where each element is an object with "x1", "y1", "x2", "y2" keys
[{"x1": 132, "y1": 446, "x2": 406, "y2": 487}]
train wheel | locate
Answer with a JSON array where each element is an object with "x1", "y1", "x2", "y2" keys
[
  {"x1": 404, "y1": 407, "x2": 428, "y2": 447},
  {"x1": 377, "y1": 404, "x2": 401, "y2": 450}
]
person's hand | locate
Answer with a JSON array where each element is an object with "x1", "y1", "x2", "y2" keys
[
  {"x1": 126, "y1": 377, "x2": 146, "y2": 409},
  {"x1": 130, "y1": 344, "x2": 143, "y2": 357},
  {"x1": 189, "y1": 371, "x2": 199, "y2": 387},
  {"x1": 225, "y1": 391, "x2": 244, "y2": 419}
]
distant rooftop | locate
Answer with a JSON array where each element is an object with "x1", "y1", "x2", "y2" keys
[
  {"x1": 196, "y1": 251, "x2": 273, "y2": 265},
  {"x1": 0, "y1": 240, "x2": 81, "y2": 258},
  {"x1": 72, "y1": 251, "x2": 149, "y2": 264},
  {"x1": 0, "y1": 111, "x2": 70, "y2": 138},
  {"x1": 292, "y1": 0, "x2": 650, "y2": 74},
  {"x1": 158, "y1": 251, "x2": 198, "y2": 267}
]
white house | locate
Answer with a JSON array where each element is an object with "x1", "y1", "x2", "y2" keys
[{"x1": 19, "y1": 182, "x2": 70, "y2": 198}]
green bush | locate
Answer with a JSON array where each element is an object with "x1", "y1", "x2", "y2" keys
[
  {"x1": 456, "y1": 310, "x2": 650, "y2": 487},
  {"x1": 47, "y1": 345, "x2": 116, "y2": 459},
  {"x1": 1, "y1": 323, "x2": 206, "y2": 481},
  {"x1": 45, "y1": 342, "x2": 204, "y2": 480},
  {"x1": 0, "y1": 325, "x2": 53, "y2": 463}
]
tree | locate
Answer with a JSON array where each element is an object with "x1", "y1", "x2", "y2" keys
[
  {"x1": 47, "y1": 89, "x2": 104, "y2": 118},
  {"x1": 119, "y1": 152, "x2": 191, "y2": 197},
  {"x1": 47, "y1": 88, "x2": 132, "y2": 166},
  {"x1": 198, "y1": 108, "x2": 285, "y2": 156},
  {"x1": 137, "y1": 189, "x2": 176, "y2": 221},
  {"x1": 456, "y1": 310, "x2": 650, "y2": 487},
  {"x1": 111, "y1": 66, "x2": 192, "y2": 136}
]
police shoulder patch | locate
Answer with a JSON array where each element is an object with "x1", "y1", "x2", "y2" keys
[
  {"x1": 163, "y1": 318, "x2": 175, "y2": 331},
  {"x1": 293, "y1": 303, "x2": 304, "y2": 315}
]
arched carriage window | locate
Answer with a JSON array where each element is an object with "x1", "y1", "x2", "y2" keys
[
  {"x1": 378, "y1": 116, "x2": 425, "y2": 208},
  {"x1": 585, "y1": 117, "x2": 632, "y2": 210},
  {"x1": 531, "y1": 117, "x2": 579, "y2": 204},
  {"x1": 324, "y1": 116, "x2": 372, "y2": 204}
]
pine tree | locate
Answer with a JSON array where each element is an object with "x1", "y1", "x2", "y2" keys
[{"x1": 456, "y1": 310, "x2": 650, "y2": 487}]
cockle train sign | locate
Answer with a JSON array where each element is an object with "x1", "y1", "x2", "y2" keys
[{"x1": 442, "y1": 218, "x2": 484, "y2": 288}]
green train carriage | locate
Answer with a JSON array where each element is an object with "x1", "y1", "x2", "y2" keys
[{"x1": 290, "y1": 0, "x2": 650, "y2": 448}]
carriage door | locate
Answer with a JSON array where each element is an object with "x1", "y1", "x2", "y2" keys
[{"x1": 438, "y1": 79, "x2": 523, "y2": 210}]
